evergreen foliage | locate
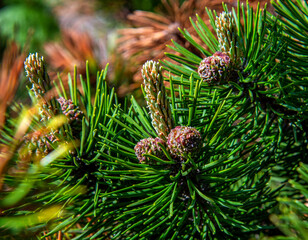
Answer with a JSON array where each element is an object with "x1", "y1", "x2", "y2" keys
[
  {"x1": 0, "y1": 0, "x2": 307, "y2": 239},
  {"x1": 268, "y1": 163, "x2": 308, "y2": 240}
]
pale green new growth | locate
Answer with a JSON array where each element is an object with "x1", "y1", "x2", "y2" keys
[
  {"x1": 215, "y1": 12, "x2": 241, "y2": 66},
  {"x1": 24, "y1": 53, "x2": 50, "y2": 96},
  {"x1": 142, "y1": 60, "x2": 174, "y2": 140},
  {"x1": 24, "y1": 53, "x2": 55, "y2": 121}
]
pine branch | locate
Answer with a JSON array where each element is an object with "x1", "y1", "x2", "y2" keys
[
  {"x1": 1, "y1": 1, "x2": 308, "y2": 240},
  {"x1": 268, "y1": 163, "x2": 308, "y2": 240}
]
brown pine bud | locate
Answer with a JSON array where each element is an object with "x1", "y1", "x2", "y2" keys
[
  {"x1": 167, "y1": 126, "x2": 202, "y2": 160},
  {"x1": 134, "y1": 137, "x2": 166, "y2": 164},
  {"x1": 57, "y1": 97, "x2": 83, "y2": 123},
  {"x1": 198, "y1": 51, "x2": 231, "y2": 84},
  {"x1": 57, "y1": 97, "x2": 84, "y2": 137}
]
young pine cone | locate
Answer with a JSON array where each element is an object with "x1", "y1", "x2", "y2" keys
[
  {"x1": 198, "y1": 51, "x2": 232, "y2": 84},
  {"x1": 134, "y1": 137, "x2": 166, "y2": 164},
  {"x1": 57, "y1": 97, "x2": 84, "y2": 136},
  {"x1": 22, "y1": 131, "x2": 58, "y2": 157},
  {"x1": 57, "y1": 97, "x2": 83, "y2": 123},
  {"x1": 167, "y1": 126, "x2": 202, "y2": 160}
]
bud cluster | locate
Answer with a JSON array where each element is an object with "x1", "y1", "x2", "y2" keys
[
  {"x1": 139, "y1": 61, "x2": 201, "y2": 164},
  {"x1": 198, "y1": 12, "x2": 243, "y2": 85},
  {"x1": 135, "y1": 126, "x2": 202, "y2": 164}
]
